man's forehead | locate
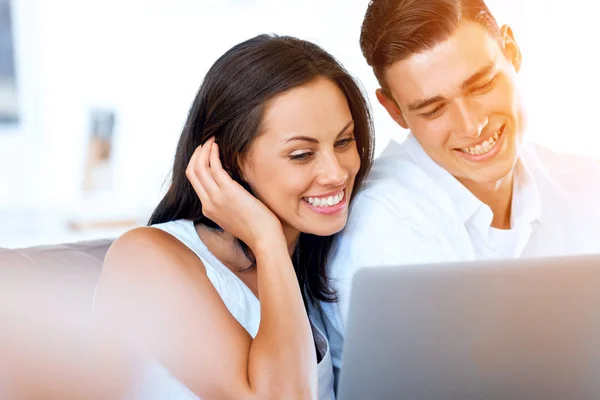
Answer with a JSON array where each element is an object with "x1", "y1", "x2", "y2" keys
[{"x1": 384, "y1": 22, "x2": 502, "y2": 104}]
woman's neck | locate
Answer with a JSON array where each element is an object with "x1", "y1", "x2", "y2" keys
[
  {"x1": 281, "y1": 224, "x2": 301, "y2": 257},
  {"x1": 196, "y1": 222, "x2": 299, "y2": 266}
]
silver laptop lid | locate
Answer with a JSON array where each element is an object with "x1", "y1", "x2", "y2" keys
[{"x1": 338, "y1": 255, "x2": 600, "y2": 400}]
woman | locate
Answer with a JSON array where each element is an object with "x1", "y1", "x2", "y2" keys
[{"x1": 94, "y1": 34, "x2": 374, "y2": 399}]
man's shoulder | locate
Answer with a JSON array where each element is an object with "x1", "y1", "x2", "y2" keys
[
  {"x1": 357, "y1": 144, "x2": 453, "y2": 212},
  {"x1": 523, "y1": 142, "x2": 600, "y2": 195},
  {"x1": 341, "y1": 171, "x2": 459, "y2": 253},
  {"x1": 362, "y1": 139, "x2": 439, "y2": 196},
  {"x1": 344, "y1": 137, "x2": 460, "y2": 235},
  {"x1": 352, "y1": 165, "x2": 452, "y2": 223},
  {"x1": 525, "y1": 142, "x2": 600, "y2": 171}
]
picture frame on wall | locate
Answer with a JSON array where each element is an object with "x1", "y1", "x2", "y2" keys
[{"x1": 0, "y1": 0, "x2": 18, "y2": 126}]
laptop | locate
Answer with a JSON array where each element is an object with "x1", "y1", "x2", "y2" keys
[{"x1": 337, "y1": 254, "x2": 600, "y2": 400}]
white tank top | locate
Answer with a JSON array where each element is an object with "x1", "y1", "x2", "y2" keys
[{"x1": 127, "y1": 219, "x2": 336, "y2": 400}]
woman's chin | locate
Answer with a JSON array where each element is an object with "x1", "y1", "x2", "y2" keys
[{"x1": 299, "y1": 218, "x2": 348, "y2": 237}]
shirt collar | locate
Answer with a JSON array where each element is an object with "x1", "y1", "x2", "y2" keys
[
  {"x1": 404, "y1": 134, "x2": 542, "y2": 228},
  {"x1": 511, "y1": 152, "x2": 543, "y2": 227},
  {"x1": 404, "y1": 134, "x2": 484, "y2": 224}
]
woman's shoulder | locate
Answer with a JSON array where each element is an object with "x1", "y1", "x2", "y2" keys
[
  {"x1": 108, "y1": 225, "x2": 183, "y2": 257},
  {"x1": 94, "y1": 226, "x2": 215, "y2": 331},
  {"x1": 102, "y1": 226, "x2": 207, "y2": 283}
]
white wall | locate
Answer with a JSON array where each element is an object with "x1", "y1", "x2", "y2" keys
[
  {"x1": 518, "y1": 0, "x2": 600, "y2": 154},
  {"x1": 1, "y1": 0, "x2": 390, "y2": 215},
  {"x1": 0, "y1": 0, "x2": 43, "y2": 208},
  {"x1": 1, "y1": 0, "x2": 598, "y2": 246}
]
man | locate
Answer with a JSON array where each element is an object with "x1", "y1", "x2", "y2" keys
[{"x1": 322, "y1": 0, "x2": 600, "y2": 381}]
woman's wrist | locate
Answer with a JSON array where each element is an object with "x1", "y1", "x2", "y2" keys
[{"x1": 251, "y1": 229, "x2": 287, "y2": 259}]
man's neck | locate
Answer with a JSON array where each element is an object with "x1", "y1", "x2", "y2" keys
[{"x1": 458, "y1": 171, "x2": 515, "y2": 230}]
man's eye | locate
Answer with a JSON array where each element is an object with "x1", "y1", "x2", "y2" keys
[
  {"x1": 472, "y1": 77, "x2": 496, "y2": 94},
  {"x1": 421, "y1": 105, "x2": 445, "y2": 119}
]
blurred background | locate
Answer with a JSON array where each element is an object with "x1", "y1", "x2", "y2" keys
[{"x1": 0, "y1": 0, "x2": 598, "y2": 248}]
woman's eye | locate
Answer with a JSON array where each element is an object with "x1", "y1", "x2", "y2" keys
[
  {"x1": 289, "y1": 152, "x2": 313, "y2": 162},
  {"x1": 335, "y1": 137, "x2": 356, "y2": 148}
]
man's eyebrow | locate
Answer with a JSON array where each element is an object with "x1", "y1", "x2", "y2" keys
[
  {"x1": 460, "y1": 62, "x2": 496, "y2": 90},
  {"x1": 406, "y1": 62, "x2": 496, "y2": 112},
  {"x1": 407, "y1": 95, "x2": 446, "y2": 112}
]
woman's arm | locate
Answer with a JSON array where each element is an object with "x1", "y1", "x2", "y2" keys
[{"x1": 96, "y1": 227, "x2": 316, "y2": 400}]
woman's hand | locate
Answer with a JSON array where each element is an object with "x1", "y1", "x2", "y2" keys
[{"x1": 186, "y1": 137, "x2": 284, "y2": 251}]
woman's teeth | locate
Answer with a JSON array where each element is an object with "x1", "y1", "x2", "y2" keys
[
  {"x1": 305, "y1": 191, "x2": 344, "y2": 207},
  {"x1": 460, "y1": 130, "x2": 500, "y2": 156}
]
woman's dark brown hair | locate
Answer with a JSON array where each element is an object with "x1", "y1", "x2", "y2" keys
[{"x1": 149, "y1": 34, "x2": 374, "y2": 307}]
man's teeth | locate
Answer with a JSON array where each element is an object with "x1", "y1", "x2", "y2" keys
[
  {"x1": 460, "y1": 131, "x2": 500, "y2": 155},
  {"x1": 305, "y1": 191, "x2": 344, "y2": 207}
]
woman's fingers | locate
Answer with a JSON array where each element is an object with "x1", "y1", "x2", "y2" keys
[
  {"x1": 186, "y1": 138, "x2": 282, "y2": 247},
  {"x1": 209, "y1": 142, "x2": 236, "y2": 189},
  {"x1": 194, "y1": 138, "x2": 221, "y2": 194},
  {"x1": 185, "y1": 137, "x2": 226, "y2": 218}
]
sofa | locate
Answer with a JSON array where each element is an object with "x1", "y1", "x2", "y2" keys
[
  {"x1": 0, "y1": 239, "x2": 113, "y2": 316},
  {"x1": 0, "y1": 239, "x2": 133, "y2": 399}
]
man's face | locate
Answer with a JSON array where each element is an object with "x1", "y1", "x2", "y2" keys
[{"x1": 379, "y1": 22, "x2": 525, "y2": 191}]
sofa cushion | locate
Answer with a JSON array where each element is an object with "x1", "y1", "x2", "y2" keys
[
  {"x1": 0, "y1": 239, "x2": 114, "y2": 320},
  {"x1": 0, "y1": 239, "x2": 113, "y2": 280},
  {"x1": 0, "y1": 239, "x2": 144, "y2": 398}
]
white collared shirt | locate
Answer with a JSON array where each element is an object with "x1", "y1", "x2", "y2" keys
[{"x1": 322, "y1": 134, "x2": 600, "y2": 380}]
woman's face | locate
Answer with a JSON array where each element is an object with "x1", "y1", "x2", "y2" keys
[{"x1": 240, "y1": 77, "x2": 361, "y2": 240}]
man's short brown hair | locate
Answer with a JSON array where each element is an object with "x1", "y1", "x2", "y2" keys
[{"x1": 360, "y1": 0, "x2": 501, "y2": 90}]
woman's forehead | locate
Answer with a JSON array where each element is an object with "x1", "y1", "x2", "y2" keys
[{"x1": 258, "y1": 78, "x2": 352, "y2": 143}]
